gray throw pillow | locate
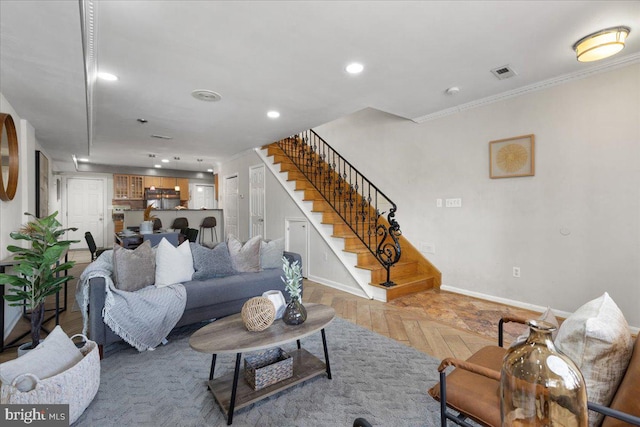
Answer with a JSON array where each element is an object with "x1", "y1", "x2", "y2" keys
[
  {"x1": 260, "y1": 238, "x2": 284, "y2": 269},
  {"x1": 113, "y1": 240, "x2": 156, "y2": 292},
  {"x1": 190, "y1": 242, "x2": 236, "y2": 280},
  {"x1": 227, "y1": 234, "x2": 262, "y2": 273}
]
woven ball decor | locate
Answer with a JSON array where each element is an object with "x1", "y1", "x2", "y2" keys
[{"x1": 241, "y1": 297, "x2": 276, "y2": 331}]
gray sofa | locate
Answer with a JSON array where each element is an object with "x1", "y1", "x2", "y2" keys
[{"x1": 88, "y1": 251, "x2": 302, "y2": 356}]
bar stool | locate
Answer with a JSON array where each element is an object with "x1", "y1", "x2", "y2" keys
[
  {"x1": 171, "y1": 217, "x2": 188, "y2": 231},
  {"x1": 199, "y1": 216, "x2": 218, "y2": 244}
]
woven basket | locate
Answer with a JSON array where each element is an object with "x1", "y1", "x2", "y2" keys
[
  {"x1": 244, "y1": 348, "x2": 293, "y2": 390},
  {"x1": 241, "y1": 297, "x2": 276, "y2": 331},
  {"x1": 0, "y1": 335, "x2": 100, "y2": 425}
]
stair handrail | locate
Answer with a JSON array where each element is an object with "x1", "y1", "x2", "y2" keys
[{"x1": 277, "y1": 129, "x2": 401, "y2": 287}]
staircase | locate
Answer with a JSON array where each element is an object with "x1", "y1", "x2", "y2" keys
[{"x1": 257, "y1": 131, "x2": 441, "y2": 302}]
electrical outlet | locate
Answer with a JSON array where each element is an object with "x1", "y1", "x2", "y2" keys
[{"x1": 513, "y1": 267, "x2": 521, "y2": 278}]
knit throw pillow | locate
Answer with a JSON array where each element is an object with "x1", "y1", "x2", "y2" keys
[
  {"x1": 190, "y1": 242, "x2": 236, "y2": 280},
  {"x1": 227, "y1": 234, "x2": 262, "y2": 272}
]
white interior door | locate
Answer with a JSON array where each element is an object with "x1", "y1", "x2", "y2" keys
[
  {"x1": 286, "y1": 218, "x2": 309, "y2": 277},
  {"x1": 66, "y1": 177, "x2": 105, "y2": 250},
  {"x1": 249, "y1": 164, "x2": 265, "y2": 238},
  {"x1": 224, "y1": 174, "x2": 239, "y2": 239},
  {"x1": 193, "y1": 184, "x2": 215, "y2": 209}
]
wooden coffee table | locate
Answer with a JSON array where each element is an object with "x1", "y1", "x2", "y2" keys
[{"x1": 189, "y1": 303, "x2": 335, "y2": 425}]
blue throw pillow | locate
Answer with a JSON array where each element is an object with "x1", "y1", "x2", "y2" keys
[{"x1": 190, "y1": 242, "x2": 236, "y2": 280}]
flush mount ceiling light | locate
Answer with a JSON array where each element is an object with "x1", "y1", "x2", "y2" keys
[
  {"x1": 161, "y1": 159, "x2": 169, "y2": 163},
  {"x1": 267, "y1": 111, "x2": 280, "y2": 119},
  {"x1": 207, "y1": 168, "x2": 214, "y2": 173},
  {"x1": 191, "y1": 89, "x2": 222, "y2": 102},
  {"x1": 77, "y1": 157, "x2": 89, "y2": 162},
  {"x1": 97, "y1": 72, "x2": 118, "y2": 81},
  {"x1": 573, "y1": 26, "x2": 630, "y2": 62},
  {"x1": 154, "y1": 164, "x2": 162, "y2": 168},
  {"x1": 345, "y1": 62, "x2": 364, "y2": 74}
]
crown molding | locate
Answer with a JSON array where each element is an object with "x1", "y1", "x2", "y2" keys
[{"x1": 412, "y1": 53, "x2": 640, "y2": 123}]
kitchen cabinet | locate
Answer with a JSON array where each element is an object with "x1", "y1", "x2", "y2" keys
[
  {"x1": 113, "y1": 174, "x2": 144, "y2": 200},
  {"x1": 176, "y1": 178, "x2": 189, "y2": 200},
  {"x1": 161, "y1": 177, "x2": 177, "y2": 189},
  {"x1": 144, "y1": 176, "x2": 162, "y2": 189}
]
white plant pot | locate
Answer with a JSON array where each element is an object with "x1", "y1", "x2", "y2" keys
[
  {"x1": 140, "y1": 221, "x2": 153, "y2": 234},
  {"x1": 262, "y1": 290, "x2": 286, "y2": 319}
]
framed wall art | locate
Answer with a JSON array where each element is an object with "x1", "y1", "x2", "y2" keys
[
  {"x1": 35, "y1": 150, "x2": 49, "y2": 218},
  {"x1": 489, "y1": 134, "x2": 535, "y2": 179}
]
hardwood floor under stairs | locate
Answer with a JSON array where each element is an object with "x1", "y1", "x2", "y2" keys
[{"x1": 263, "y1": 142, "x2": 441, "y2": 301}]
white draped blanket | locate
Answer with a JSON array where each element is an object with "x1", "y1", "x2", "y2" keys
[{"x1": 76, "y1": 251, "x2": 186, "y2": 351}]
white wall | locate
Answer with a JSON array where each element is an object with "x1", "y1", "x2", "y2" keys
[
  {"x1": 219, "y1": 149, "x2": 360, "y2": 292},
  {"x1": 314, "y1": 63, "x2": 640, "y2": 328},
  {"x1": 1, "y1": 92, "x2": 57, "y2": 336}
]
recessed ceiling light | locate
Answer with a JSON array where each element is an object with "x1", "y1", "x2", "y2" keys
[
  {"x1": 154, "y1": 164, "x2": 162, "y2": 168},
  {"x1": 267, "y1": 111, "x2": 280, "y2": 119},
  {"x1": 137, "y1": 118, "x2": 148, "y2": 123},
  {"x1": 77, "y1": 157, "x2": 89, "y2": 162},
  {"x1": 151, "y1": 134, "x2": 173, "y2": 140},
  {"x1": 207, "y1": 168, "x2": 214, "y2": 173},
  {"x1": 345, "y1": 62, "x2": 364, "y2": 74},
  {"x1": 98, "y1": 72, "x2": 118, "y2": 81},
  {"x1": 161, "y1": 159, "x2": 169, "y2": 163},
  {"x1": 191, "y1": 89, "x2": 222, "y2": 102}
]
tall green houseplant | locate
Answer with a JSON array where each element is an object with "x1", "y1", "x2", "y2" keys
[{"x1": 0, "y1": 212, "x2": 78, "y2": 349}]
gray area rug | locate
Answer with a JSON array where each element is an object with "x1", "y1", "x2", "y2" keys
[{"x1": 75, "y1": 317, "x2": 444, "y2": 426}]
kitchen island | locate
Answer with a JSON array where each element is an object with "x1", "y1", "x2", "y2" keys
[{"x1": 123, "y1": 209, "x2": 223, "y2": 246}]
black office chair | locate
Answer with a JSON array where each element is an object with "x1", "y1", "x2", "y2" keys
[
  {"x1": 171, "y1": 217, "x2": 188, "y2": 231},
  {"x1": 153, "y1": 218, "x2": 162, "y2": 231},
  {"x1": 85, "y1": 231, "x2": 106, "y2": 261},
  {"x1": 199, "y1": 216, "x2": 218, "y2": 244},
  {"x1": 353, "y1": 419, "x2": 372, "y2": 427}
]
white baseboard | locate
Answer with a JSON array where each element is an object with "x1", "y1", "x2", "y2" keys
[
  {"x1": 441, "y1": 285, "x2": 639, "y2": 334},
  {"x1": 306, "y1": 274, "x2": 370, "y2": 299}
]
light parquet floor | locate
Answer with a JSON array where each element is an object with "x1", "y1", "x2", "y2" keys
[{"x1": 1, "y1": 249, "x2": 539, "y2": 363}]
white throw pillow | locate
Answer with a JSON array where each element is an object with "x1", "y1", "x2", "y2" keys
[
  {"x1": 0, "y1": 326, "x2": 83, "y2": 392},
  {"x1": 155, "y1": 238, "x2": 195, "y2": 287},
  {"x1": 555, "y1": 292, "x2": 633, "y2": 427}
]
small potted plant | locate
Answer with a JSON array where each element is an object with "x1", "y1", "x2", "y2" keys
[
  {"x1": 281, "y1": 256, "x2": 306, "y2": 325},
  {"x1": 140, "y1": 204, "x2": 157, "y2": 234},
  {"x1": 0, "y1": 212, "x2": 78, "y2": 352}
]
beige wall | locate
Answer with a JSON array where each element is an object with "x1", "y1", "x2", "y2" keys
[{"x1": 314, "y1": 63, "x2": 640, "y2": 328}]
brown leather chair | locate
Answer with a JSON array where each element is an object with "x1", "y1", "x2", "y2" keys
[{"x1": 428, "y1": 316, "x2": 640, "y2": 427}]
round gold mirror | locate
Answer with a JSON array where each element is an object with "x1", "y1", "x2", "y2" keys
[{"x1": 0, "y1": 113, "x2": 19, "y2": 201}]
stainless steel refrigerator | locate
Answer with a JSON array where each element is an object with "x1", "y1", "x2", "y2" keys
[{"x1": 145, "y1": 188, "x2": 181, "y2": 209}]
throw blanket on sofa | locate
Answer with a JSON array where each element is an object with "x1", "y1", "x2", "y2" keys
[{"x1": 76, "y1": 251, "x2": 187, "y2": 351}]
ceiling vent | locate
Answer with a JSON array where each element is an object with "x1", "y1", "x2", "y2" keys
[
  {"x1": 490, "y1": 65, "x2": 517, "y2": 80},
  {"x1": 191, "y1": 89, "x2": 222, "y2": 102}
]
